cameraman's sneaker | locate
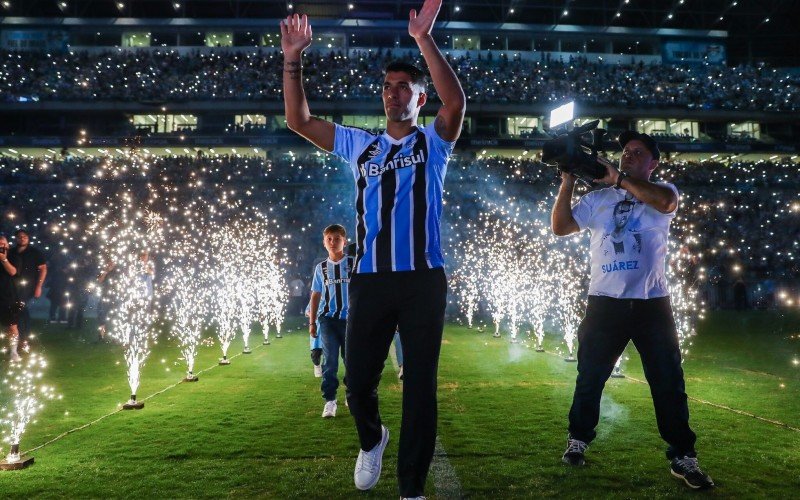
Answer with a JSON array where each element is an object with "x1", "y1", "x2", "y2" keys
[
  {"x1": 314, "y1": 364, "x2": 322, "y2": 378},
  {"x1": 354, "y1": 425, "x2": 389, "y2": 490},
  {"x1": 562, "y1": 437, "x2": 588, "y2": 466},
  {"x1": 322, "y1": 400, "x2": 337, "y2": 418},
  {"x1": 670, "y1": 456, "x2": 714, "y2": 489}
]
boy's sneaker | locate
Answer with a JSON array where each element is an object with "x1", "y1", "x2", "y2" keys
[
  {"x1": 354, "y1": 425, "x2": 389, "y2": 490},
  {"x1": 322, "y1": 400, "x2": 337, "y2": 418},
  {"x1": 314, "y1": 364, "x2": 322, "y2": 378},
  {"x1": 562, "y1": 437, "x2": 588, "y2": 466},
  {"x1": 670, "y1": 456, "x2": 715, "y2": 489},
  {"x1": 398, "y1": 366, "x2": 404, "y2": 380}
]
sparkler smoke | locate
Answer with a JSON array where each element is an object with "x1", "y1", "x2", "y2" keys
[{"x1": 0, "y1": 352, "x2": 58, "y2": 463}]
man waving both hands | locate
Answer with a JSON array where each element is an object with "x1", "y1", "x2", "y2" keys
[{"x1": 281, "y1": 1, "x2": 465, "y2": 498}]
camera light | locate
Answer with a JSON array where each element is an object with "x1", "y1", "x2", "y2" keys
[{"x1": 549, "y1": 101, "x2": 574, "y2": 128}]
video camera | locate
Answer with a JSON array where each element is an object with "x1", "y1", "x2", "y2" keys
[{"x1": 541, "y1": 103, "x2": 614, "y2": 186}]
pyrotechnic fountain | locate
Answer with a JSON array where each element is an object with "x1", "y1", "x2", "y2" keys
[{"x1": 0, "y1": 352, "x2": 58, "y2": 469}]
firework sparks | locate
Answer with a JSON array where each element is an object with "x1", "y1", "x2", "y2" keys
[{"x1": 0, "y1": 352, "x2": 58, "y2": 464}]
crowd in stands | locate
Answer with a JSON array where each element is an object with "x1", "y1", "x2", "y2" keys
[
  {"x1": 2, "y1": 49, "x2": 799, "y2": 111},
  {"x1": 651, "y1": 131, "x2": 695, "y2": 142},
  {"x1": 1, "y1": 152, "x2": 797, "y2": 310}
]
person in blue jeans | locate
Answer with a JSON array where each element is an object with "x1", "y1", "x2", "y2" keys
[
  {"x1": 306, "y1": 301, "x2": 323, "y2": 378},
  {"x1": 309, "y1": 224, "x2": 354, "y2": 418},
  {"x1": 393, "y1": 330, "x2": 404, "y2": 380}
]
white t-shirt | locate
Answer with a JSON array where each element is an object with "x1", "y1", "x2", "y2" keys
[{"x1": 571, "y1": 183, "x2": 679, "y2": 299}]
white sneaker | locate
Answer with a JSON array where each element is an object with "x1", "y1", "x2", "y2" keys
[
  {"x1": 397, "y1": 366, "x2": 404, "y2": 380},
  {"x1": 322, "y1": 400, "x2": 337, "y2": 418},
  {"x1": 354, "y1": 425, "x2": 389, "y2": 490},
  {"x1": 401, "y1": 497, "x2": 427, "y2": 500},
  {"x1": 314, "y1": 364, "x2": 322, "y2": 378},
  {"x1": 9, "y1": 339, "x2": 21, "y2": 362}
]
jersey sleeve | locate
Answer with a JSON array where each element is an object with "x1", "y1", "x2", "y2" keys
[
  {"x1": 310, "y1": 263, "x2": 324, "y2": 293},
  {"x1": 333, "y1": 123, "x2": 375, "y2": 176},
  {"x1": 423, "y1": 121, "x2": 456, "y2": 169}
]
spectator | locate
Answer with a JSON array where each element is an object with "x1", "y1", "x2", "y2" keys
[
  {"x1": 0, "y1": 234, "x2": 22, "y2": 361},
  {"x1": 9, "y1": 229, "x2": 47, "y2": 340}
]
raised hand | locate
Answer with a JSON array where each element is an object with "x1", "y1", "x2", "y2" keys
[
  {"x1": 280, "y1": 13, "x2": 313, "y2": 56},
  {"x1": 409, "y1": 0, "x2": 442, "y2": 39}
]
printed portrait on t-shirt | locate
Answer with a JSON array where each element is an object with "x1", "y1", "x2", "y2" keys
[{"x1": 600, "y1": 195, "x2": 643, "y2": 258}]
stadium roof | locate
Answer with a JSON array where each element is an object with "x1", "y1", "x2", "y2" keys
[{"x1": 2, "y1": 1, "x2": 798, "y2": 64}]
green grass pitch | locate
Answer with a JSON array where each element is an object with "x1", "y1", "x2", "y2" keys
[{"x1": 0, "y1": 310, "x2": 798, "y2": 498}]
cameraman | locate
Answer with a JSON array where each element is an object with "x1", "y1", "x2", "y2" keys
[
  {"x1": 550, "y1": 131, "x2": 714, "y2": 489},
  {"x1": 0, "y1": 235, "x2": 22, "y2": 361}
]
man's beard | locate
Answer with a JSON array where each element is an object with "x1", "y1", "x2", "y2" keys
[{"x1": 386, "y1": 107, "x2": 413, "y2": 123}]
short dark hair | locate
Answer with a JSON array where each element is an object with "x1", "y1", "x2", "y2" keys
[
  {"x1": 618, "y1": 130, "x2": 660, "y2": 161},
  {"x1": 323, "y1": 224, "x2": 347, "y2": 238},
  {"x1": 14, "y1": 228, "x2": 29, "y2": 237},
  {"x1": 384, "y1": 61, "x2": 427, "y2": 92}
]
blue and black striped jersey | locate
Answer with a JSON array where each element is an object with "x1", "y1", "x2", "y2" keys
[{"x1": 333, "y1": 122, "x2": 455, "y2": 274}]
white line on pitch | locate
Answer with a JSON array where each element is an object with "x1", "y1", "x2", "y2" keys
[
  {"x1": 432, "y1": 435, "x2": 464, "y2": 499},
  {"x1": 23, "y1": 345, "x2": 260, "y2": 455},
  {"x1": 390, "y1": 338, "x2": 463, "y2": 498},
  {"x1": 538, "y1": 346, "x2": 800, "y2": 433}
]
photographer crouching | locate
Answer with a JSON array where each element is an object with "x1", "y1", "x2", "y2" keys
[{"x1": 550, "y1": 131, "x2": 714, "y2": 489}]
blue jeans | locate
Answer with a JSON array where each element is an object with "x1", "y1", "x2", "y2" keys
[
  {"x1": 17, "y1": 299, "x2": 32, "y2": 339},
  {"x1": 394, "y1": 332, "x2": 404, "y2": 366},
  {"x1": 319, "y1": 316, "x2": 347, "y2": 401}
]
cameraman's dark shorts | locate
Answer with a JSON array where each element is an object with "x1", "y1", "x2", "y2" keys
[{"x1": 0, "y1": 301, "x2": 19, "y2": 328}]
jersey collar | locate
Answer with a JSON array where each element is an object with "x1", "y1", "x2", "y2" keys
[{"x1": 381, "y1": 126, "x2": 420, "y2": 145}]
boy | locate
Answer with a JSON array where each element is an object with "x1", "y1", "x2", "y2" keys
[{"x1": 309, "y1": 224, "x2": 354, "y2": 418}]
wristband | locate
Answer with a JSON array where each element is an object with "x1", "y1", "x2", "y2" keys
[{"x1": 615, "y1": 172, "x2": 629, "y2": 189}]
